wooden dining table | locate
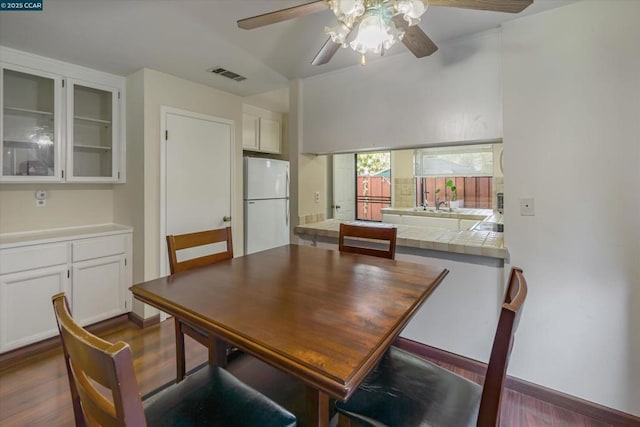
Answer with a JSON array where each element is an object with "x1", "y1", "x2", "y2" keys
[{"x1": 130, "y1": 244, "x2": 448, "y2": 426}]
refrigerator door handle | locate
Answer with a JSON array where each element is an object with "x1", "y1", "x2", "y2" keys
[
  {"x1": 285, "y1": 199, "x2": 289, "y2": 226},
  {"x1": 286, "y1": 170, "x2": 289, "y2": 198}
]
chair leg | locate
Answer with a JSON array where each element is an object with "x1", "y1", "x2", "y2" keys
[
  {"x1": 337, "y1": 414, "x2": 352, "y2": 427},
  {"x1": 174, "y1": 319, "x2": 186, "y2": 382}
]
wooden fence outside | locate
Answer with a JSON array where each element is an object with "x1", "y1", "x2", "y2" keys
[
  {"x1": 354, "y1": 176, "x2": 492, "y2": 222},
  {"x1": 356, "y1": 176, "x2": 391, "y2": 221},
  {"x1": 416, "y1": 177, "x2": 493, "y2": 209}
]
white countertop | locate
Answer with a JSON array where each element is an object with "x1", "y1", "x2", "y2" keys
[
  {"x1": 381, "y1": 207, "x2": 500, "y2": 221},
  {"x1": 0, "y1": 224, "x2": 133, "y2": 249},
  {"x1": 295, "y1": 218, "x2": 506, "y2": 259}
]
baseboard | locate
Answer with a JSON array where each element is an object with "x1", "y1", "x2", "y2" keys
[
  {"x1": 394, "y1": 337, "x2": 640, "y2": 427},
  {"x1": 128, "y1": 312, "x2": 161, "y2": 328},
  {"x1": 504, "y1": 377, "x2": 640, "y2": 427},
  {"x1": 0, "y1": 314, "x2": 130, "y2": 372}
]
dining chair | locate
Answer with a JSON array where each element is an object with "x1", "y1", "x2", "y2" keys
[
  {"x1": 338, "y1": 223, "x2": 398, "y2": 259},
  {"x1": 167, "y1": 226, "x2": 234, "y2": 382},
  {"x1": 335, "y1": 267, "x2": 528, "y2": 427},
  {"x1": 52, "y1": 293, "x2": 297, "y2": 427}
]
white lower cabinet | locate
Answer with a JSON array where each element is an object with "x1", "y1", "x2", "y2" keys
[
  {"x1": 0, "y1": 264, "x2": 69, "y2": 352},
  {"x1": 0, "y1": 226, "x2": 132, "y2": 353},
  {"x1": 72, "y1": 254, "x2": 126, "y2": 326}
]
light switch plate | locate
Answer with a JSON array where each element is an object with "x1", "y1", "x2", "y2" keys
[{"x1": 520, "y1": 197, "x2": 535, "y2": 216}]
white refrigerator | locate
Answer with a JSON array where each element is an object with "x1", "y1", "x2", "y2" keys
[{"x1": 244, "y1": 157, "x2": 290, "y2": 255}]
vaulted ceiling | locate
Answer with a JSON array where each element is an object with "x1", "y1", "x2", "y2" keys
[{"x1": 0, "y1": 0, "x2": 575, "y2": 96}]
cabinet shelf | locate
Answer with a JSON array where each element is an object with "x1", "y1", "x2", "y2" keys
[
  {"x1": 74, "y1": 143, "x2": 112, "y2": 151},
  {"x1": 74, "y1": 115, "x2": 112, "y2": 125},
  {"x1": 4, "y1": 106, "x2": 54, "y2": 116},
  {"x1": 3, "y1": 139, "x2": 54, "y2": 148}
]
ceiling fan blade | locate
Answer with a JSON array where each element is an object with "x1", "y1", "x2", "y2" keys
[
  {"x1": 393, "y1": 16, "x2": 438, "y2": 58},
  {"x1": 237, "y1": 1, "x2": 328, "y2": 30},
  {"x1": 311, "y1": 38, "x2": 342, "y2": 65},
  {"x1": 426, "y1": 0, "x2": 532, "y2": 14}
]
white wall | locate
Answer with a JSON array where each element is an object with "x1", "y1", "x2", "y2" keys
[
  {"x1": 243, "y1": 87, "x2": 289, "y2": 113},
  {"x1": 0, "y1": 184, "x2": 114, "y2": 232},
  {"x1": 301, "y1": 30, "x2": 502, "y2": 154},
  {"x1": 502, "y1": 0, "x2": 640, "y2": 416},
  {"x1": 113, "y1": 69, "x2": 147, "y2": 316},
  {"x1": 298, "y1": 154, "x2": 328, "y2": 218}
]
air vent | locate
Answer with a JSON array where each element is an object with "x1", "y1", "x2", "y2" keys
[{"x1": 207, "y1": 67, "x2": 247, "y2": 82}]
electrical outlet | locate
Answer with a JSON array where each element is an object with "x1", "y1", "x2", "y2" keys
[
  {"x1": 314, "y1": 191, "x2": 320, "y2": 203},
  {"x1": 519, "y1": 197, "x2": 535, "y2": 216}
]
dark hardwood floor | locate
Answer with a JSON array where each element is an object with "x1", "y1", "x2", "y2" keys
[{"x1": 0, "y1": 318, "x2": 614, "y2": 427}]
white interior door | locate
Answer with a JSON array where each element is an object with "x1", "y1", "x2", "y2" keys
[
  {"x1": 333, "y1": 153, "x2": 355, "y2": 220},
  {"x1": 161, "y1": 108, "x2": 233, "y2": 278}
]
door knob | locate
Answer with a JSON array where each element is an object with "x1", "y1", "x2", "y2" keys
[{"x1": 223, "y1": 216, "x2": 231, "y2": 222}]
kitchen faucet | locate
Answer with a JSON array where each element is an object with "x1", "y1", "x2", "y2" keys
[
  {"x1": 435, "y1": 195, "x2": 447, "y2": 211},
  {"x1": 422, "y1": 191, "x2": 429, "y2": 209}
]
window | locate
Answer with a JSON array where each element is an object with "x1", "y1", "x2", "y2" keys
[
  {"x1": 356, "y1": 152, "x2": 391, "y2": 221},
  {"x1": 414, "y1": 144, "x2": 493, "y2": 177},
  {"x1": 414, "y1": 144, "x2": 498, "y2": 209}
]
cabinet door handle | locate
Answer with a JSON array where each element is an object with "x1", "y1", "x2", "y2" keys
[{"x1": 223, "y1": 216, "x2": 232, "y2": 222}]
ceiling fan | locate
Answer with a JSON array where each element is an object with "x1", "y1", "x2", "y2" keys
[{"x1": 238, "y1": 0, "x2": 532, "y2": 66}]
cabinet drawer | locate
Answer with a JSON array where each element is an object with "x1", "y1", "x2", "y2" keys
[
  {"x1": 72, "y1": 235, "x2": 127, "y2": 262},
  {"x1": 0, "y1": 243, "x2": 68, "y2": 275}
]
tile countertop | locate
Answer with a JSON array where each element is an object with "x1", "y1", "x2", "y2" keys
[
  {"x1": 295, "y1": 217, "x2": 507, "y2": 260},
  {"x1": 381, "y1": 207, "x2": 501, "y2": 222}
]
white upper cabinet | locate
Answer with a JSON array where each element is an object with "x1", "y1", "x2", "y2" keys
[
  {"x1": 66, "y1": 79, "x2": 120, "y2": 182},
  {"x1": 1, "y1": 64, "x2": 63, "y2": 181},
  {"x1": 242, "y1": 111, "x2": 259, "y2": 151},
  {"x1": 0, "y1": 47, "x2": 125, "y2": 183},
  {"x1": 259, "y1": 117, "x2": 281, "y2": 154},
  {"x1": 242, "y1": 105, "x2": 282, "y2": 154}
]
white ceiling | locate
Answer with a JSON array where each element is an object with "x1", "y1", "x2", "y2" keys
[{"x1": 0, "y1": 0, "x2": 575, "y2": 97}]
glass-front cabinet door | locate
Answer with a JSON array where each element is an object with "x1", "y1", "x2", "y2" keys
[
  {"x1": 66, "y1": 79, "x2": 119, "y2": 182},
  {"x1": 1, "y1": 64, "x2": 63, "y2": 181}
]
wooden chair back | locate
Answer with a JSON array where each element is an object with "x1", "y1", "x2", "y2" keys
[
  {"x1": 477, "y1": 267, "x2": 528, "y2": 427},
  {"x1": 52, "y1": 293, "x2": 146, "y2": 427},
  {"x1": 167, "y1": 227, "x2": 233, "y2": 274},
  {"x1": 338, "y1": 223, "x2": 398, "y2": 260}
]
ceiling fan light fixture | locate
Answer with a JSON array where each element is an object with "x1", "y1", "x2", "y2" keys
[
  {"x1": 397, "y1": 0, "x2": 427, "y2": 26},
  {"x1": 349, "y1": 12, "x2": 402, "y2": 56},
  {"x1": 326, "y1": 22, "x2": 352, "y2": 46},
  {"x1": 328, "y1": 0, "x2": 365, "y2": 26},
  {"x1": 325, "y1": 0, "x2": 416, "y2": 64}
]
